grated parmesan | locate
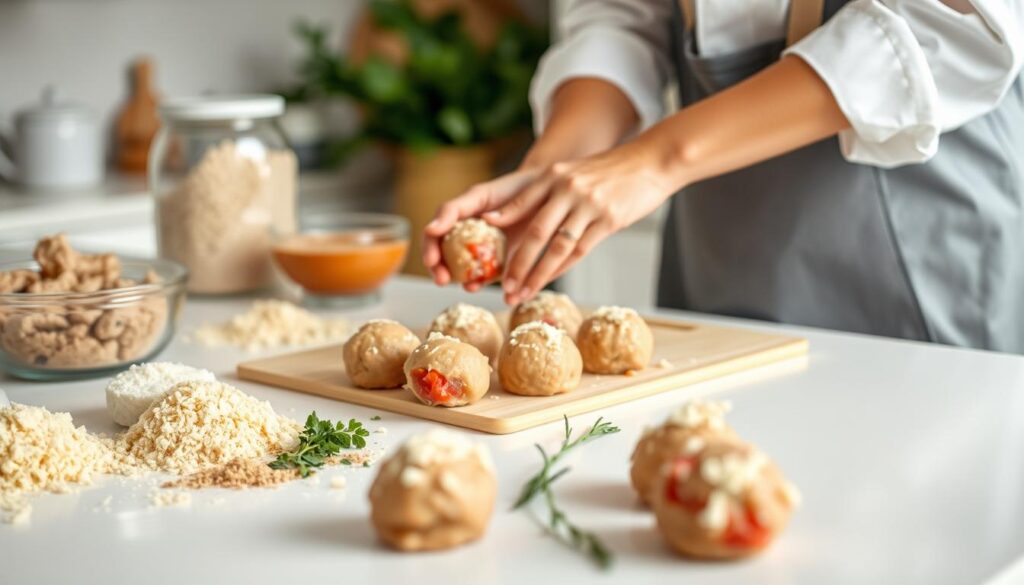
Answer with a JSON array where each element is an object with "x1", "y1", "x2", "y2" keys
[
  {"x1": 431, "y1": 303, "x2": 496, "y2": 332},
  {"x1": 193, "y1": 300, "x2": 349, "y2": 351},
  {"x1": 105, "y1": 362, "x2": 217, "y2": 427},
  {"x1": 667, "y1": 400, "x2": 732, "y2": 431},
  {"x1": 443, "y1": 218, "x2": 501, "y2": 244},
  {"x1": 592, "y1": 305, "x2": 638, "y2": 323}
]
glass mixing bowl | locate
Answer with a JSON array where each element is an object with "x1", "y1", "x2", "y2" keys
[{"x1": 0, "y1": 258, "x2": 187, "y2": 380}]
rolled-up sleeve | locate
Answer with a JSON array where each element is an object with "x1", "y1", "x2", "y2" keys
[
  {"x1": 786, "y1": 0, "x2": 1024, "y2": 167},
  {"x1": 529, "y1": 0, "x2": 674, "y2": 135}
]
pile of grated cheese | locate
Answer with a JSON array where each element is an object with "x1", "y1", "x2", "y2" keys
[
  {"x1": 117, "y1": 380, "x2": 301, "y2": 474},
  {"x1": 0, "y1": 403, "x2": 130, "y2": 521},
  {"x1": 192, "y1": 299, "x2": 349, "y2": 351}
]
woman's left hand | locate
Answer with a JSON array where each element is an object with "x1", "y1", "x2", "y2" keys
[{"x1": 486, "y1": 140, "x2": 679, "y2": 305}]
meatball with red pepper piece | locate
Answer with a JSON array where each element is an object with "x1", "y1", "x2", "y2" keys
[
  {"x1": 403, "y1": 332, "x2": 490, "y2": 407},
  {"x1": 441, "y1": 219, "x2": 506, "y2": 286}
]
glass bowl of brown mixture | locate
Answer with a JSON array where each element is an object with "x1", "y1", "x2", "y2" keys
[{"x1": 0, "y1": 234, "x2": 187, "y2": 380}]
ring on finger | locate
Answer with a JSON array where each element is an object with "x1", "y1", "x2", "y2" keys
[{"x1": 556, "y1": 227, "x2": 579, "y2": 242}]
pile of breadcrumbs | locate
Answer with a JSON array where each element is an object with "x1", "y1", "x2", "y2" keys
[
  {"x1": 117, "y1": 380, "x2": 300, "y2": 474},
  {"x1": 0, "y1": 404, "x2": 132, "y2": 522},
  {"x1": 1, "y1": 380, "x2": 303, "y2": 523}
]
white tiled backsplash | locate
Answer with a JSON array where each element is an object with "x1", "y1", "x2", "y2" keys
[{"x1": 0, "y1": 0, "x2": 362, "y2": 129}]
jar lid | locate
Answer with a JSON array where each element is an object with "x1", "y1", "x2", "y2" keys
[
  {"x1": 160, "y1": 94, "x2": 285, "y2": 121},
  {"x1": 17, "y1": 86, "x2": 97, "y2": 125}
]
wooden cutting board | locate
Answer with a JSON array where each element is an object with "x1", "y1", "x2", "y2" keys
[{"x1": 237, "y1": 316, "x2": 807, "y2": 434}]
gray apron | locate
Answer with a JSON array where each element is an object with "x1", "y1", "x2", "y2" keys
[{"x1": 658, "y1": 0, "x2": 1024, "y2": 352}]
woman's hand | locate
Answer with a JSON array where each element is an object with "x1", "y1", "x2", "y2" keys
[
  {"x1": 423, "y1": 139, "x2": 680, "y2": 303},
  {"x1": 489, "y1": 141, "x2": 677, "y2": 304}
]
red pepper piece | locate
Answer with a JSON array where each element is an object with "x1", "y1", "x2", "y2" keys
[
  {"x1": 410, "y1": 367, "x2": 463, "y2": 405},
  {"x1": 465, "y1": 242, "x2": 500, "y2": 284},
  {"x1": 722, "y1": 504, "x2": 772, "y2": 550},
  {"x1": 664, "y1": 456, "x2": 706, "y2": 512}
]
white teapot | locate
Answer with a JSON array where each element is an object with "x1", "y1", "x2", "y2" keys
[{"x1": 0, "y1": 87, "x2": 104, "y2": 190}]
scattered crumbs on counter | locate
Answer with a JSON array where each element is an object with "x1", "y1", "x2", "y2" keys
[
  {"x1": 93, "y1": 495, "x2": 113, "y2": 512},
  {"x1": 375, "y1": 427, "x2": 388, "y2": 435},
  {"x1": 327, "y1": 449, "x2": 376, "y2": 468},
  {"x1": 657, "y1": 358, "x2": 672, "y2": 369},
  {"x1": 307, "y1": 475, "x2": 321, "y2": 486},
  {"x1": 151, "y1": 490, "x2": 191, "y2": 508},
  {"x1": 329, "y1": 476, "x2": 347, "y2": 490},
  {"x1": 3, "y1": 504, "x2": 32, "y2": 526},
  {"x1": 192, "y1": 300, "x2": 349, "y2": 351},
  {"x1": 163, "y1": 458, "x2": 298, "y2": 490},
  {"x1": 489, "y1": 395, "x2": 500, "y2": 400}
]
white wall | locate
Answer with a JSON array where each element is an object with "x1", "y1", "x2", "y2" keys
[{"x1": 0, "y1": 0, "x2": 363, "y2": 125}]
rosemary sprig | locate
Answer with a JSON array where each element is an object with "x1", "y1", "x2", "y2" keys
[
  {"x1": 269, "y1": 411, "x2": 369, "y2": 478},
  {"x1": 514, "y1": 416, "x2": 620, "y2": 569},
  {"x1": 513, "y1": 416, "x2": 620, "y2": 509}
]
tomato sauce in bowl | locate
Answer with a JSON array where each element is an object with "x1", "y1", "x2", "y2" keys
[{"x1": 272, "y1": 213, "x2": 409, "y2": 303}]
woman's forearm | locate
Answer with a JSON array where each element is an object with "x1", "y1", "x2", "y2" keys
[
  {"x1": 521, "y1": 77, "x2": 640, "y2": 168},
  {"x1": 639, "y1": 55, "x2": 850, "y2": 188}
]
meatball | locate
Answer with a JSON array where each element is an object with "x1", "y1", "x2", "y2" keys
[
  {"x1": 429, "y1": 303, "x2": 503, "y2": 364},
  {"x1": 509, "y1": 291, "x2": 583, "y2": 338},
  {"x1": 343, "y1": 320, "x2": 421, "y2": 389},
  {"x1": 630, "y1": 400, "x2": 737, "y2": 505},
  {"x1": 650, "y1": 436, "x2": 800, "y2": 560},
  {"x1": 403, "y1": 332, "x2": 490, "y2": 407},
  {"x1": 498, "y1": 321, "x2": 582, "y2": 396},
  {"x1": 441, "y1": 219, "x2": 506, "y2": 285},
  {"x1": 369, "y1": 429, "x2": 496, "y2": 551},
  {"x1": 577, "y1": 306, "x2": 653, "y2": 374}
]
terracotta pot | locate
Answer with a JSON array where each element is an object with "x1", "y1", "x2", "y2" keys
[{"x1": 394, "y1": 145, "x2": 495, "y2": 276}]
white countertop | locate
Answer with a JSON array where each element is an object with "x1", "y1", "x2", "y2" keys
[{"x1": 2, "y1": 277, "x2": 1023, "y2": 585}]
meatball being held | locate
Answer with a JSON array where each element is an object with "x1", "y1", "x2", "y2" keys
[
  {"x1": 403, "y1": 332, "x2": 490, "y2": 407},
  {"x1": 441, "y1": 219, "x2": 506, "y2": 286},
  {"x1": 343, "y1": 319, "x2": 421, "y2": 389}
]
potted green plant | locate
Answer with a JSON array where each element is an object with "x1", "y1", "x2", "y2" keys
[{"x1": 292, "y1": 0, "x2": 547, "y2": 275}]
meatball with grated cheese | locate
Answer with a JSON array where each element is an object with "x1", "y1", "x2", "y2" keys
[
  {"x1": 343, "y1": 320, "x2": 420, "y2": 389},
  {"x1": 498, "y1": 321, "x2": 582, "y2": 396},
  {"x1": 369, "y1": 430, "x2": 496, "y2": 551}
]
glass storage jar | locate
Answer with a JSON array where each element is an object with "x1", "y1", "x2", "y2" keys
[{"x1": 150, "y1": 95, "x2": 297, "y2": 294}]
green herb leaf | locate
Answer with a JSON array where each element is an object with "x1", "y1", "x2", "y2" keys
[{"x1": 270, "y1": 412, "x2": 370, "y2": 476}]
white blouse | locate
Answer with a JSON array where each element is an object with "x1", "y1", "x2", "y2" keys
[{"x1": 530, "y1": 0, "x2": 1024, "y2": 168}]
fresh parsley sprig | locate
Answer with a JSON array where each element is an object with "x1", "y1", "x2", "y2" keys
[
  {"x1": 269, "y1": 411, "x2": 370, "y2": 478},
  {"x1": 514, "y1": 416, "x2": 620, "y2": 569}
]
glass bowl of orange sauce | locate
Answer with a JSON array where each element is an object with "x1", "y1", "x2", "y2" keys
[{"x1": 272, "y1": 211, "x2": 409, "y2": 307}]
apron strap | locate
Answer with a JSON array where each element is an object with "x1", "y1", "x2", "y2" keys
[
  {"x1": 785, "y1": 0, "x2": 825, "y2": 46},
  {"x1": 679, "y1": 0, "x2": 824, "y2": 46}
]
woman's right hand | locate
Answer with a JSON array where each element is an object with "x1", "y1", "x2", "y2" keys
[
  {"x1": 422, "y1": 166, "x2": 544, "y2": 292},
  {"x1": 421, "y1": 77, "x2": 642, "y2": 292}
]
